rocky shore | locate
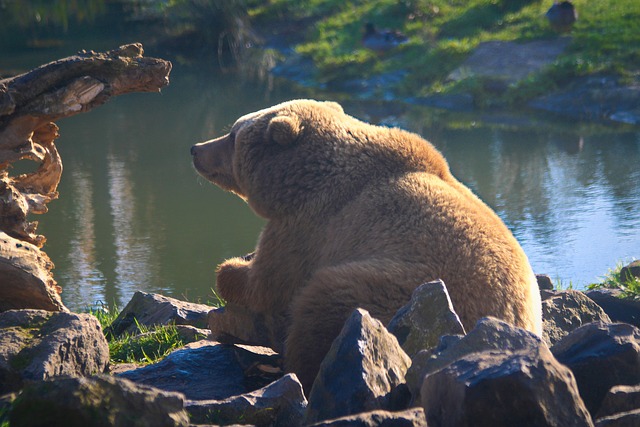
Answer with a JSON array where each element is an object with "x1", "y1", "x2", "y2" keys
[{"x1": 2, "y1": 261, "x2": 640, "y2": 426}]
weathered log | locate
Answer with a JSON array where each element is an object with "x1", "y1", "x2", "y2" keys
[{"x1": 0, "y1": 43, "x2": 171, "y2": 312}]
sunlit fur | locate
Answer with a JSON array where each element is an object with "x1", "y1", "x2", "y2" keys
[{"x1": 191, "y1": 99, "x2": 542, "y2": 392}]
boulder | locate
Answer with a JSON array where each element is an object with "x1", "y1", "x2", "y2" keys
[
  {"x1": 619, "y1": 260, "x2": 640, "y2": 281},
  {"x1": 585, "y1": 289, "x2": 640, "y2": 328},
  {"x1": 9, "y1": 375, "x2": 188, "y2": 427},
  {"x1": 421, "y1": 344, "x2": 593, "y2": 427},
  {"x1": 405, "y1": 316, "x2": 543, "y2": 402},
  {"x1": 304, "y1": 308, "x2": 411, "y2": 425},
  {"x1": 307, "y1": 408, "x2": 427, "y2": 427},
  {"x1": 595, "y1": 409, "x2": 640, "y2": 427},
  {"x1": 118, "y1": 341, "x2": 281, "y2": 400},
  {"x1": 186, "y1": 373, "x2": 306, "y2": 426},
  {"x1": 0, "y1": 309, "x2": 109, "y2": 393},
  {"x1": 596, "y1": 385, "x2": 640, "y2": 419},
  {"x1": 552, "y1": 322, "x2": 640, "y2": 416},
  {"x1": 536, "y1": 274, "x2": 554, "y2": 291},
  {"x1": 387, "y1": 280, "x2": 465, "y2": 358},
  {"x1": 106, "y1": 292, "x2": 213, "y2": 338},
  {"x1": 542, "y1": 290, "x2": 611, "y2": 346},
  {"x1": 208, "y1": 302, "x2": 284, "y2": 351},
  {"x1": 0, "y1": 232, "x2": 67, "y2": 312}
]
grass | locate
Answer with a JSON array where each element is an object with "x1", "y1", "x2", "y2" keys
[
  {"x1": 85, "y1": 303, "x2": 189, "y2": 365},
  {"x1": 248, "y1": 0, "x2": 640, "y2": 104},
  {"x1": 588, "y1": 262, "x2": 640, "y2": 300}
]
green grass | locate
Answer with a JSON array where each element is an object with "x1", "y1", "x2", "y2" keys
[
  {"x1": 588, "y1": 262, "x2": 640, "y2": 299},
  {"x1": 85, "y1": 304, "x2": 188, "y2": 365},
  {"x1": 249, "y1": 0, "x2": 640, "y2": 104}
]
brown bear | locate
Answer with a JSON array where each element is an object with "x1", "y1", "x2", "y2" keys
[{"x1": 191, "y1": 99, "x2": 542, "y2": 392}]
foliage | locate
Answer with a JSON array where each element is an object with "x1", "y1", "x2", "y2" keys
[
  {"x1": 248, "y1": 0, "x2": 640, "y2": 104},
  {"x1": 588, "y1": 262, "x2": 640, "y2": 300},
  {"x1": 85, "y1": 303, "x2": 188, "y2": 365},
  {"x1": 108, "y1": 320, "x2": 187, "y2": 364},
  {"x1": 0, "y1": 0, "x2": 106, "y2": 31}
]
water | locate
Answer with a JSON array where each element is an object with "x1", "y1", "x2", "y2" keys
[{"x1": 4, "y1": 51, "x2": 639, "y2": 311}]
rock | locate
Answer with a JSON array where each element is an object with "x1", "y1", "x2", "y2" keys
[
  {"x1": 596, "y1": 385, "x2": 640, "y2": 419},
  {"x1": 0, "y1": 232, "x2": 67, "y2": 312},
  {"x1": 174, "y1": 324, "x2": 209, "y2": 344},
  {"x1": 186, "y1": 373, "x2": 306, "y2": 426},
  {"x1": 405, "y1": 316, "x2": 542, "y2": 402},
  {"x1": 421, "y1": 343, "x2": 593, "y2": 427},
  {"x1": 0, "y1": 309, "x2": 109, "y2": 393},
  {"x1": 106, "y1": 292, "x2": 214, "y2": 338},
  {"x1": 595, "y1": 409, "x2": 640, "y2": 427},
  {"x1": 9, "y1": 375, "x2": 188, "y2": 427},
  {"x1": 529, "y1": 75, "x2": 640, "y2": 125},
  {"x1": 208, "y1": 303, "x2": 277, "y2": 350},
  {"x1": 584, "y1": 289, "x2": 640, "y2": 328},
  {"x1": 307, "y1": 408, "x2": 427, "y2": 427},
  {"x1": 118, "y1": 341, "x2": 281, "y2": 400},
  {"x1": 541, "y1": 290, "x2": 611, "y2": 346},
  {"x1": 304, "y1": 308, "x2": 411, "y2": 425},
  {"x1": 387, "y1": 280, "x2": 466, "y2": 358},
  {"x1": 619, "y1": 260, "x2": 640, "y2": 281},
  {"x1": 448, "y1": 39, "x2": 571, "y2": 85},
  {"x1": 536, "y1": 274, "x2": 554, "y2": 291},
  {"x1": 552, "y1": 322, "x2": 640, "y2": 416}
]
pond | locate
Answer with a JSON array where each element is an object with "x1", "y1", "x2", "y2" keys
[{"x1": 3, "y1": 44, "x2": 639, "y2": 311}]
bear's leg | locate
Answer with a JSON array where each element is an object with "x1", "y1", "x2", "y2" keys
[
  {"x1": 285, "y1": 262, "x2": 417, "y2": 392},
  {"x1": 216, "y1": 256, "x2": 252, "y2": 304}
]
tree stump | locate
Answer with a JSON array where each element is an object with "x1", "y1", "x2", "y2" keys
[{"x1": 0, "y1": 43, "x2": 172, "y2": 311}]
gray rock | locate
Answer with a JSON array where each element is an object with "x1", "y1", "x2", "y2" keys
[
  {"x1": 596, "y1": 409, "x2": 640, "y2": 427},
  {"x1": 421, "y1": 342, "x2": 593, "y2": 427},
  {"x1": 529, "y1": 75, "x2": 640, "y2": 124},
  {"x1": 536, "y1": 274, "x2": 554, "y2": 291},
  {"x1": 405, "y1": 316, "x2": 543, "y2": 402},
  {"x1": 0, "y1": 309, "x2": 109, "y2": 393},
  {"x1": 542, "y1": 290, "x2": 611, "y2": 346},
  {"x1": 304, "y1": 308, "x2": 411, "y2": 425},
  {"x1": 307, "y1": 408, "x2": 427, "y2": 427},
  {"x1": 387, "y1": 280, "x2": 465, "y2": 358},
  {"x1": 585, "y1": 289, "x2": 640, "y2": 328},
  {"x1": 208, "y1": 303, "x2": 277, "y2": 350},
  {"x1": 620, "y1": 260, "x2": 640, "y2": 281},
  {"x1": 186, "y1": 373, "x2": 306, "y2": 427},
  {"x1": 596, "y1": 385, "x2": 640, "y2": 419},
  {"x1": 552, "y1": 322, "x2": 640, "y2": 416},
  {"x1": 107, "y1": 292, "x2": 214, "y2": 337},
  {"x1": 118, "y1": 341, "x2": 281, "y2": 400},
  {"x1": 448, "y1": 39, "x2": 571, "y2": 85},
  {"x1": 9, "y1": 375, "x2": 189, "y2": 427}
]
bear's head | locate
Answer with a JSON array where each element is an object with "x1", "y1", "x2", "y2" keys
[{"x1": 191, "y1": 99, "x2": 451, "y2": 219}]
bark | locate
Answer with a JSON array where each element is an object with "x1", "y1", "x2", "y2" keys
[{"x1": 0, "y1": 43, "x2": 171, "y2": 311}]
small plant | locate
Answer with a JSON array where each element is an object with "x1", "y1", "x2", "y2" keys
[
  {"x1": 588, "y1": 262, "x2": 640, "y2": 300},
  {"x1": 84, "y1": 301, "x2": 119, "y2": 331},
  {"x1": 108, "y1": 319, "x2": 186, "y2": 365},
  {"x1": 85, "y1": 303, "x2": 188, "y2": 365}
]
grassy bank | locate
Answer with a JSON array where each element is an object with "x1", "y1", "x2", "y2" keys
[{"x1": 248, "y1": 0, "x2": 640, "y2": 103}]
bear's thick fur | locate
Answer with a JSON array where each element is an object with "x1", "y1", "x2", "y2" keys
[{"x1": 191, "y1": 99, "x2": 542, "y2": 391}]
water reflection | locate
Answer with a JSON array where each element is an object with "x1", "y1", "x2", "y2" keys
[
  {"x1": 106, "y1": 152, "x2": 155, "y2": 305},
  {"x1": 60, "y1": 167, "x2": 106, "y2": 309}
]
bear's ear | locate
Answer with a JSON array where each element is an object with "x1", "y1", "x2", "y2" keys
[
  {"x1": 323, "y1": 101, "x2": 344, "y2": 114},
  {"x1": 267, "y1": 114, "x2": 302, "y2": 145}
]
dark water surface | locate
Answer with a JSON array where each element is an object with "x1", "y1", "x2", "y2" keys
[{"x1": 4, "y1": 49, "x2": 639, "y2": 310}]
